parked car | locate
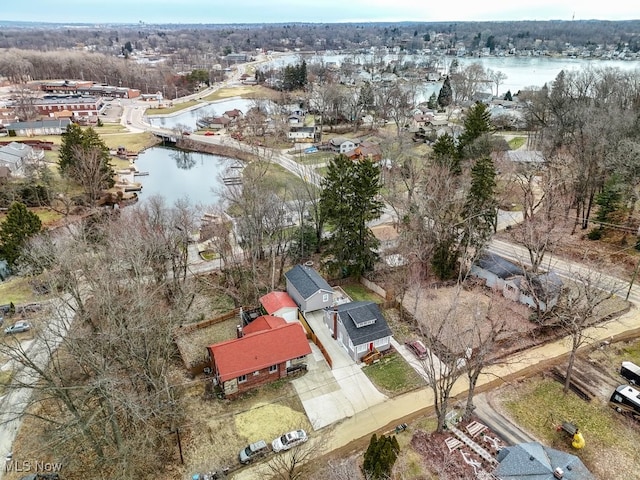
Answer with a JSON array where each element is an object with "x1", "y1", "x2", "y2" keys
[
  {"x1": 405, "y1": 339, "x2": 427, "y2": 359},
  {"x1": 204, "y1": 131, "x2": 215, "y2": 136},
  {"x1": 4, "y1": 321, "x2": 32, "y2": 335},
  {"x1": 271, "y1": 429, "x2": 308, "y2": 452},
  {"x1": 238, "y1": 439, "x2": 269, "y2": 464}
]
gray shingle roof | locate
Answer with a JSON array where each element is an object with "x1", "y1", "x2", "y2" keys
[
  {"x1": 476, "y1": 253, "x2": 524, "y2": 279},
  {"x1": 335, "y1": 301, "x2": 392, "y2": 346},
  {"x1": 284, "y1": 265, "x2": 332, "y2": 300},
  {"x1": 494, "y1": 442, "x2": 594, "y2": 479}
]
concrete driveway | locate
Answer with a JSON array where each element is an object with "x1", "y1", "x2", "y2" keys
[{"x1": 292, "y1": 310, "x2": 387, "y2": 430}]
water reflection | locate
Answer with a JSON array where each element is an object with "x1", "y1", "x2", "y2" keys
[
  {"x1": 171, "y1": 149, "x2": 197, "y2": 170},
  {"x1": 135, "y1": 146, "x2": 236, "y2": 206}
]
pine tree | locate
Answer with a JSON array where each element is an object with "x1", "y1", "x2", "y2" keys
[
  {"x1": 0, "y1": 201, "x2": 42, "y2": 266},
  {"x1": 437, "y1": 76, "x2": 452, "y2": 108},
  {"x1": 432, "y1": 133, "x2": 460, "y2": 174},
  {"x1": 362, "y1": 434, "x2": 400, "y2": 479},
  {"x1": 58, "y1": 124, "x2": 115, "y2": 191},
  {"x1": 320, "y1": 155, "x2": 383, "y2": 277},
  {"x1": 462, "y1": 156, "x2": 498, "y2": 249},
  {"x1": 427, "y1": 92, "x2": 438, "y2": 110},
  {"x1": 457, "y1": 101, "x2": 492, "y2": 159}
]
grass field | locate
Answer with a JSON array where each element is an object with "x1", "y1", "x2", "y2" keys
[
  {"x1": 503, "y1": 376, "x2": 640, "y2": 479},
  {"x1": 363, "y1": 352, "x2": 426, "y2": 396},
  {"x1": 0, "y1": 276, "x2": 40, "y2": 304},
  {"x1": 341, "y1": 283, "x2": 385, "y2": 303},
  {"x1": 508, "y1": 136, "x2": 527, "y2": 149},
  {"x1": 100, "y1": 131, "x2": 159, "y2": 152},
  {"x1": 145, "y1": 100, "x2": 199, "y2": 116}
]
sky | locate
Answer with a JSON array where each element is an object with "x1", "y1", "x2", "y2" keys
[{"x1": 1, "y1": 0, "x2": 639, "y2": 24}]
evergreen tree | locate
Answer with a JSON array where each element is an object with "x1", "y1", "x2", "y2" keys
[
  {"x1": 320, "y1": 155, "x2": 383, "y2": 277},
  {"x1": 58, "y1": 123, "x2": 84, "y2": 176},
  {"x1": 58, "y1": 124, "x2": 115, "y2": 190},
  {"x1": 363, "y1": 434, "x2": 400, "y2": 479},
  {"x1": 504, "y1": 90, "x2": 513, "y2": 101},
  {"x1": 0, "y1": 201, "x2": 42, "y2": 266},
  {"x1": 431, "y1": 133, "x2": 460, "y2": 174},
  {"x1": 437, "y1": 76, "x2": 452, "y2": 108},
  {"x1": 457, "y1": 101, "x2": 492, "y2": 158},
  {"x1": 595, "y1": 175, "x2": 623, "y2": 224},
  {"x1": 462, "y1": 156, "x2": 498, "y2": 249},
  {"x1": 427, "y1": 92, "x2": 438, "y2": 110}
]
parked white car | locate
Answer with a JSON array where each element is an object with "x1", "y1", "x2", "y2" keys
[{"x1": 271, "y1": 429, "x2": 308, "y2": 452}]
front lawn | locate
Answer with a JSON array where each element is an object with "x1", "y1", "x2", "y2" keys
[
  {"x1": 502, "y1": 377, "x2": 640, "y2": 479},
  {"x1": 0, "y1": 276, "x2": 41, "y2": 304},
  {"x1": 363, "y1": 352, "x2": 425, "y2": 396}
]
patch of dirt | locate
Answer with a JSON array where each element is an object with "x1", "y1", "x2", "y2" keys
[
  {"x1": 174, "y1": 317, "x2": 239, "y2": 368},
  {"x1": 179, "y1": 377, "x2": 311, "y2": 475},
  {"x1": 234, "y1": 402, "x2": 308, "y2": 442},
  {"x1": 402, "y1": 283, "x2": 536, "y2": 358}
]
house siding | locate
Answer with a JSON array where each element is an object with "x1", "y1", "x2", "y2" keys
[
  {"x1": 221, "y1": 362, "x2": 288, "y2": 398},
  {"x1": 285, "y1": 279, "x2": 332, "y2": 313}
]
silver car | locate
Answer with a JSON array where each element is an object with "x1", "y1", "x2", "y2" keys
[
  {"x1": 238, "y1": 440, "x2": 269, "y2": 464},
  {"x1": 4, "y1": 321, "x2": 31, "y2": 335}
]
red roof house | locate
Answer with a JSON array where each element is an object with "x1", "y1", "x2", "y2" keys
[
  {"x1": 259, "y1": 291, "x2": 299, "y2": 322},
  {"x1": 207, "y1": 320, "x2": 311, "y2": 398}
]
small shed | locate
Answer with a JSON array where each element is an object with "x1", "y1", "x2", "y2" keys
[{"x1": 260, "y1": 291, "x2": 299, "y2": 323}]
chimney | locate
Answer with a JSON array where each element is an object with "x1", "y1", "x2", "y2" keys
[
  {"x1": 553, "y1": 467, "x2": 564, "y2": 479},
  {"x1": 332, "y1": 307, "x2": 338, "y2": 340},
  {"x1": 236, "y1": 325, "x2": 244, "y2": 338}
]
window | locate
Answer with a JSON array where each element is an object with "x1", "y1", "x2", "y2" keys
[
  {"x1": 356, "y1": 344, "x2": 367, "y2": 353},
  {"x1": 322, "y1": 293, "x2": 329, "y2": 303},
  {"x1": 269, "y1": 365, "x2": 278, "y2": 374},
  {"x1": 238, "y1": 375, "x2": 247, "y2": 383},
  {"x1": 253, "y1": 371, "x2": 260, "y2": 376},
  {"x1": 374, "y1": 337, "x2": 388, "y2": 348}
]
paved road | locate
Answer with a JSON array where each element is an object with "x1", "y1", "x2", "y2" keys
[{"x1": 0, "y1": 299, "x2": 74, "y2": 480}]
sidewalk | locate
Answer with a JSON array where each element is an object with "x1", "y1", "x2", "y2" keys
[{"x1": 321, "y1": 308, "x2": 640, "y2": 454}]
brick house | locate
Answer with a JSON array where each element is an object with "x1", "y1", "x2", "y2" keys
[{"x1": 207, "y1": 316, "x2": 311, "y2": 398}]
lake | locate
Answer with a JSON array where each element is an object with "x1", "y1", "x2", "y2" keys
[
  {"x1": 134, "y1": 146, "x2": 237, "y2": 207},
  {"x1": 155, "y1": 54, "x2": 639, "y2": 129},
  {"x1": 146, "y1": 97, "x2": 255, "y2": 132}
]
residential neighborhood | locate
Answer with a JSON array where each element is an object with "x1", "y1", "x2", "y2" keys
[{"x1": 1, "y1": 9, "x2": 640, "y2": 480}]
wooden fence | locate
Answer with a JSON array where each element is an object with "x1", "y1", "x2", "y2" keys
[{"x1": 299, "y1": 311, "x2": 333, "y2": 369}]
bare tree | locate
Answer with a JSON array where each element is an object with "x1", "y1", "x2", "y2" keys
[
  {"x1": 505, "y1": 158, "x2": 570, "y2": 274},
  {"x1": 487, "y1": 69, "x2": 508, "y2": 97},
  {"x1": 69, "y1": 146, "x2": 114, "y2": 205},
  {"x1": 554, "y1": 267, "x2": 621, "y2": 394},
  {"x1": 405, "y1": 283, "x2": 468, "y2": 432},
  {"x1": 5, "y1": 204, "x2": 198, "y2": 479},
  {"x1": 266, "y1": 435, "x2": 319, "y2": 480}
]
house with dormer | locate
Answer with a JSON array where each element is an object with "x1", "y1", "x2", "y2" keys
[{"x1": 324, "y1": 301, "x2": 393, "y2": 362}]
